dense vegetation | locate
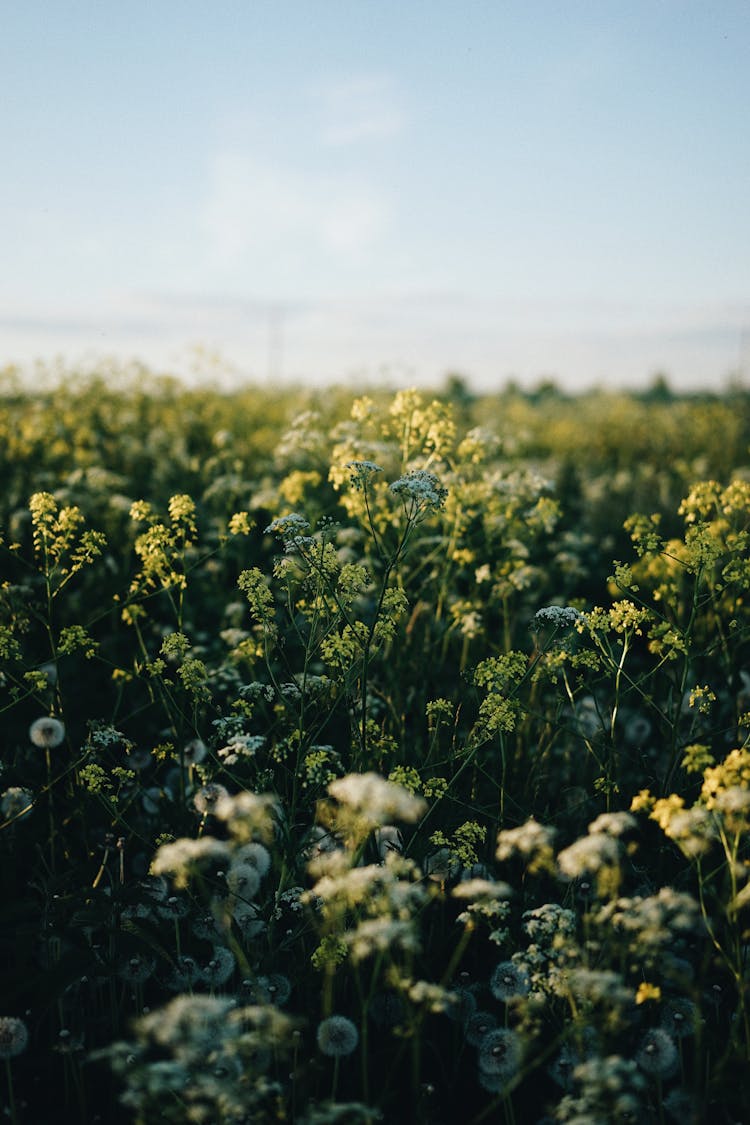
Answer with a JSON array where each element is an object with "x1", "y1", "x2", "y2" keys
[{"x1": 1, "y1": 367, "x2": 749, "y2": 1124}]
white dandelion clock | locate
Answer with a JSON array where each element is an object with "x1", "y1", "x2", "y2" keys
[
  {"x1": 477, "y1": 1028, "x2": 523, "y2": 1079},
  {"x1": 316, "y1": 1015, "x2": 359, "y2": 1057},
  {"x1": 193, "y1": 783, "x2": 229, "y2": 815},
  {"x1": 29, "y1": 717, "x2": 65, "y2": 749},
  {"x1": 0, "y1": 1017, "x2": 29, "y2": 1058},
  {"x1": 489, "y1": 961, "x2": 531, "y2": 1002}
]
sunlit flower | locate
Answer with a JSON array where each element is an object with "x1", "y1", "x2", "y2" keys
[
  {"x1": 29, "y1": 716, "x2": 65, "y2": 748},
  {"x1": 557, "y1": 832, "x2": 622, "y2": 879},
  {"x1": 496, "y1": 818, "x2": 557, "y2": 872},
  {"x1": 587, "y1": 811, "x2": 637, "y2": 837},
  {"x1": 193, "y1": 783, "x2": 229, "y2": 815},
  {"x1": 328, "y1": 772, "x2": 426, "y2": 824},
  {"x1": 150, "y1": 836, "x2": 231, "y2": 889},
  {"x1": 316, "y1": 1015, "x2": 359, "y2": 1057}
]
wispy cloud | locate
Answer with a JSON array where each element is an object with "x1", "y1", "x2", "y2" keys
[
  {"x1": 201, "y1": 150, "x2": 391, "y2": 284},
  {"x1": 314, "y1": 75, "x2": 407, "y2": 146}
]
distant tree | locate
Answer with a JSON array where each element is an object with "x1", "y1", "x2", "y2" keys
[
  {"x1": 641, "y1": 372, "x2": 674, "y2": 402},
  {"x1": 442, "y1": 372, "x2": 475, "y2": 407}
]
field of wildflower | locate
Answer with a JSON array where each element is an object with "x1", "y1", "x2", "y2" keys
[{"x1": 1, "y1": 367, "x2": 749, "y2": 1124}]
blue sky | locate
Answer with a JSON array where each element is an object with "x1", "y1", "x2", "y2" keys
[{"x1": 2, "y1": 1, "x2": 749, "y2": 389}]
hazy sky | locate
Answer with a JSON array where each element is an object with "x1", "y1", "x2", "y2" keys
[{"x1": 2, "y1": 1, "x2": 749, "y2": 389}]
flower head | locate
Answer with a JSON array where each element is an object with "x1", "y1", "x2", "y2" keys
[
  {"x1": 477, "y1": 1027, "x2": 523, "y2": 1079},
  {"x1": 316, "y1": 1015, "x2": 359, "y2": 1057},
  {"x1": 345, "y1": 461, "x2": 384, "y2": 490},
  {"x1": 490, "y1": 961, "x2": 531, "y2": 1002},
  {"x1": 0, "y1": 1017, "x2": 29, "y2": 1058},
  {"x1": 636, "y1": 1028, "x2": 678, "y2": 1077},
  {"x1": 118, "y1": 953, "x2": 157, "y2": 984},
  {"x1": 226, "y1": 861, "x2": 261, "y2": 900},
  {"x1": 193, "y1": 783, "x2": 229, "y2": 815},
  {"x1": 29, "y1": 716, "x2": 65, "y2": 748},
  {"x1": 183, "y1": 738, "x2": 207, "y2": 765},
  {"x1": 265, "y1": 513, "x2": 310, "y2": 537},
  {"x1": 328, "y1": 772, "x2": 426, "y2": 824},
  {"x1": 389, "y1": 470, "x2": 448, "y2": 513},
  {"x1": 533, "y1": 605, "x2": 582, "y2": 629}
]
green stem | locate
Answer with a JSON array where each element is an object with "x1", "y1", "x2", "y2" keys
[{"x1": 4, "y1": 1058, "x2": 18, "y2": 1125}]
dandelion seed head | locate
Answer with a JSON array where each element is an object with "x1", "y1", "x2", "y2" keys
[
  {"x1": 118, "y1": 953, "x2": 157, "y2": 984},
  {"x1": 232, "y1": 901, "x2": 266, "y2": 939},
  {"x1": 183, "y1": 738, "x2": 207, "y2": 765},
  {"x1": 477, "y1": 1028, "x2": 523, "y2": 1079},
  {"x1": 259, "y1": 973, "x2": 292, "y2": 1006},
  {"x1": 0, "y1": 1016, "x2": 29, "y2": 1058},
  {"x1": 660, "y1": 997, "x2": 697, "y2": 1039},
  {"x1": 29, "y1": 716, "x2": 65, "y2": 748},
  {"x1": 489, "y1": 961, "x2": 531, "y2": 1002},
  {"x1": 465, "y1": 1010, "x2": 498, "y2": 1046},
  {"x1": 193, "y1": 783, "x2": 229, "y2": 815},
  {"x1": 201, "y1": 946, "x2": 236, "y2": 987},
  {"x1": 636, "y1": 1028, "x2": 678, "y2": 1076},
  {"x1": 316, "y1": 1015, "x2": 359, "y2": 1057},
  {"x1": 233, "y1": 842, "x2": 272, "y2": 877},
  {"x1": 226, "y1": 861, "x2": 261, "y2": 900}
]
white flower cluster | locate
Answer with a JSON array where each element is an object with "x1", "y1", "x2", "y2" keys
[
  {"x1": 533, "y1": 605, "x2": 582, "y2": 628},
  {"x1": 389, "y1": 470, "x2": 448, "y2": 512},
  {"x1": 264, "y1": 513, "x2": 310, "y2": 537},
  {"x1": 345, "y1": 460, "x2": 384, "y2": 490},
  {"x1": 151, "y1": 837, "x2": 231, "y2": 889},
  {"x1": 496, "y1": 818, "x2": 557, "y2": 865},
  {"x1": 328, "y1": 772, "x2": 426, "y2": 824},
  {"x1": 217, "y1": 734, "x2": 265, "y2": 766}
]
